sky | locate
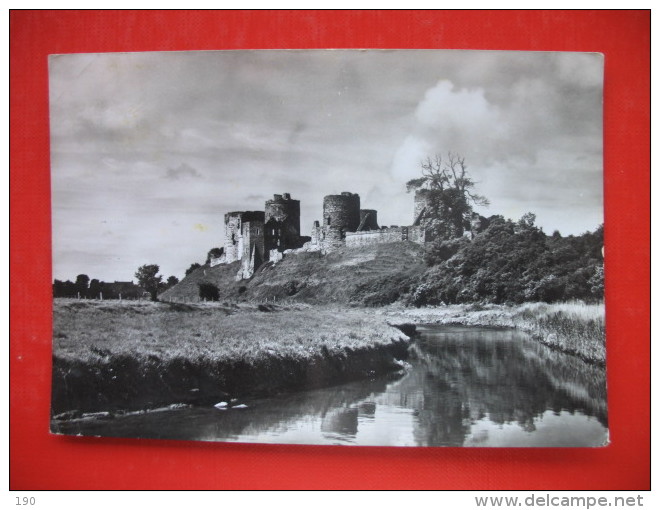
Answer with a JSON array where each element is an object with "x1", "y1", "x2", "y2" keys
[{"x1": 49, "y1": 50, "x2": 604, "y2": 282}]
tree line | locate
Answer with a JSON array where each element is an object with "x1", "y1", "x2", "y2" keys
[
  {"x1": 409, "y1": 215, "x2": 603, "y2": 306},
  {"x1": 54, "y1": 246, "x2": 226, "y2": 301},
  {"x1": 405, "y1": 152, "x2": 604, "y2": 305},
  {"x1": 53, "y1": 266, "x2": 179, "y2": 300}
]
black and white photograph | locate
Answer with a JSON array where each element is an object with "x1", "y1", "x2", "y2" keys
[{"x1": 49, "y1": 49, "x2": 606, "y2": 447}]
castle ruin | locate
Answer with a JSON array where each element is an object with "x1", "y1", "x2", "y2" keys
[
  {"x1": 213, "y1": 194, "x2": 310, "y2": 279},
  {"x1": 213, "y1": 189, "x2": 483, "y2": 280}
]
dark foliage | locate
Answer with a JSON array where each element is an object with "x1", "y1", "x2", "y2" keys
[
  {"x1": 350, "y1": 272, "x2": 422, "y2": 307},
  {"x1": 410, "y1": 216, "x2": 604, "y2": 306},
  {"x1": 205, "y1": 247, "x2": 224, "y2": 264},
  {"x1": 53, "y1": 279, "x2": 78, "y2": 298},
  {"x1": 185, "y1": 263, "x2": 202, "y2": 276},
  {"x1": 198, "y1": 282, "x2": 220, "y2": 301},
  {"x1": 135, "y1": 264, "x2": 163, "y2": 301},
  {"x1": 75, "y1": 274, "x2": 90, "y2": 297},
  {"x1": 53, "y1": 279, "x2": 145, "y2": 299},
  {"x1": 88, "y1": 279, "x2": 102, "y2": 299}
]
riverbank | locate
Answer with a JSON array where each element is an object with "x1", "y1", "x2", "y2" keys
[
  {"x1": 51, "y1": 299, "x2": 411, "y2": 416},
  {"x1": 381, "y1": 301, "x2": 605, "y2": 365},
  {"x1": 51, "y1": 298, "x2": 605, "y2": 418}
]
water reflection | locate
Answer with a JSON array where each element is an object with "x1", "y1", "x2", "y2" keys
[{"x1": 52, "y1": 326, "x2": 608, "y2": 447}]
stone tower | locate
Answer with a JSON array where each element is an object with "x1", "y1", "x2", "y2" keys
[
  {"x1": 264, "y1": 193, "x2": 303, "y2": 255},
  {"x1": 223, "y1": 211, "x2": 265, "y2": 264},
  {"x1": 323, "y1": 192, "x2": 361, "y2": 232}
]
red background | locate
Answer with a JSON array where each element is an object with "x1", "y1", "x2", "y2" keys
[{"x1": 10, "y1": 10, "x2": 650, "y2": 490}]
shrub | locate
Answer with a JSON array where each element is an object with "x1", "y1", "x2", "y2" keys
[
  {"x1": 411, "y1": 217, "x2": 603, "y2": 304},
  {"x1": 198, "y1": 282, "x2": 220, "y2": 301}
]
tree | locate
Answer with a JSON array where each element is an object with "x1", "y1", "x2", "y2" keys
[
  {"x1": 53, "y1": 279, "x2": 65, "y2": 298},
  {"x1": 75, "y1": 274, "x2": 90, "y2": 298},
  {"x1": 206, "y1": 247, "x2": 224, "y2": 264},
  {"x1": 185, "y1": 263, "x2": 202, "y2": 276},
  {"x1": 409, "y1": 215, "x2": 604, "y2": 306},
  {"x1": 167, "y1": 275, "x2": 179, "y2": 287},
  {"x1": 135, "y1": 264, "x2": 162, "y2": 301},
  {"x1": 89, "y1": 278, "x2": 102, "y2": 299},
  {"x1": 407, "y1": 152, "x2": 489, "y2": 240}
]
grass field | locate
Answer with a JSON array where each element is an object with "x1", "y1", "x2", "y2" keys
[
  {"x1": 53, "y1": 299, "x2": 409, "y2": 363},
  {"x1": 51, "y1": 299, "x2": 411, "y2": 415}
]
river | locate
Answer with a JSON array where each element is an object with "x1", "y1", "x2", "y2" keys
[{"x1": 52, "y1": 325, "x2": 608, "y2": 447}]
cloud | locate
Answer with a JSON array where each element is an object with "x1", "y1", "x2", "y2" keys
[
  {"x1": 49, "y1": 50, "x2": 604, "y2": 281},
  {"x1": 415, "y1": 80, "x2": 500, "y2": 131},
  {"x1": 390, "y1": 135, "x2": 431, "y2": 182},
  {"x1": 390, "y1": 79, "x2": 504, "y2": 183},
  {"x1": 165, "y1": 162, "x2": 201, "y2": 180}
]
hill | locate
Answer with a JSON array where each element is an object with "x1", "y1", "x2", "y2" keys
[{"x1": 159, "y1": 241, "x2": 426, "y2": 306}]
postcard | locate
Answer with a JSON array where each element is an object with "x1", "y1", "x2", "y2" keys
[{"x1": 49, "y1": 49, "x2": 606, "y2": 446}]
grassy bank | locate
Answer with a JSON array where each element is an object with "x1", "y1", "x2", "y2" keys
[
  {"x1": 159, "y1": 241, "x2": 426, "y2": 306},
  {"x1": 381, "y1": 301, "x2": 605, "y2": 365},
  {"x1": 52, "y1": 298, "x2": 605, "y2": 417},
  {"x1": 52, "y1": 299, "x2": 411, "y2": 415}
]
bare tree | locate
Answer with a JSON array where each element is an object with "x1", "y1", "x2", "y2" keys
[
  {"x1": 407, "y1": 152, "x2": 489, "y2": 207},
  {"x1": 406, "y1": 152, "x2": 489, "y2": 240}
]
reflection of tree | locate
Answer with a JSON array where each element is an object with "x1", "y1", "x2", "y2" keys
[
  {"x1": 321, "y1": 406, "x2": 358, "y2": 438},
  {"x1": 405, "y1": 327, "x2": 607, "y2": 446}
]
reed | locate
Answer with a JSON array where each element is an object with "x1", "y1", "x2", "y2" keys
[{"x1": 511, "y1": 301, "x2": 605, "y2": 364}]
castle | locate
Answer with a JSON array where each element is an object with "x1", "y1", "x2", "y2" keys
[{"x1": 212, "y1": 189, "x2": 484, "y2": 280}]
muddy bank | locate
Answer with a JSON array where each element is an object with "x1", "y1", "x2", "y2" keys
[{"x1": 51, "y1": 337, "x2": 411, "y2": 417}]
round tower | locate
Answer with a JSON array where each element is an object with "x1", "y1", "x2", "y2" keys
[{"x1": 323, "y1": 192, "x2": 360, "y2": 232}]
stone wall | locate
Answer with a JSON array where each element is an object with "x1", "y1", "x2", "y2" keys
[
  {"x1": 237, "y1": 220, "x2": 265, "y2": 280},
  {"x1": 310, "y1": 220, "x2": 321, "y2": 246},
  {"x1": 223, "y1": 211, "x2": 264, "y2": 264},
  {"x1": 223, "y1": 212, "x2": 244, "y2": 264},
  {"x1": 320, "y1": 226, "x2": 346, "y2": 253},
  {"x1": 242, "y1": 220, "x2": 265, "y2": 266},
  {"x1": 345, "y1": 225, "x2": 428, "y2": 248},
  {"x1": 408, "y1": 225, "x2": 428, "y2": 244}
]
